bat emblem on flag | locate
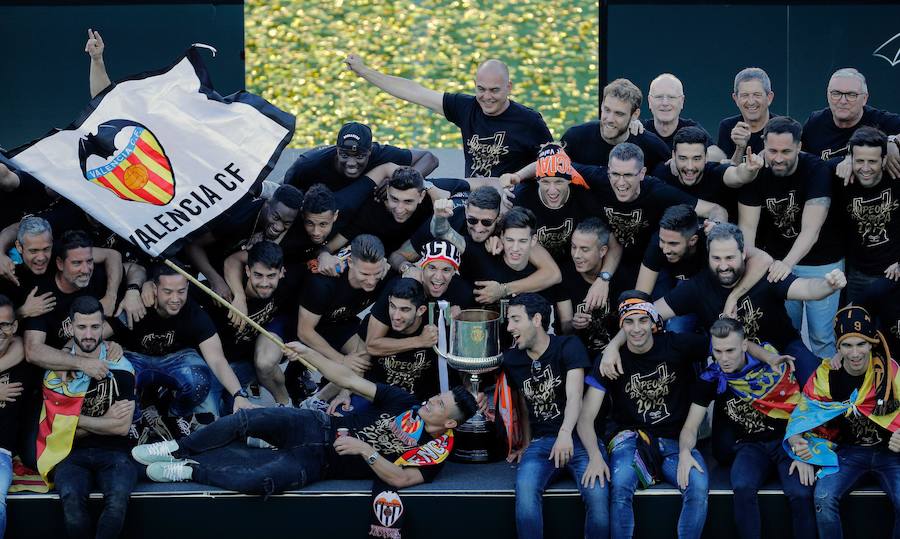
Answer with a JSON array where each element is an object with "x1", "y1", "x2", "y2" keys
[{"x1": 78, "y1": 119, "x2": 175, "y2": 205}]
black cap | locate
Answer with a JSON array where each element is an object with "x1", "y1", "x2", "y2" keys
[{"x1": 336, "y1": 122, "x2": 372, "y2": 154}]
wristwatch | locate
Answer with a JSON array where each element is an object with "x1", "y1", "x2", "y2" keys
[
  {"x1": 126, "y1": 283, "x2": 141, "y2": 292},
  {"x1": 366, "y1": 451, "x2": 379, "y2": 465},
  {"x1": 232, "y1": 388, "x2": 250, "y2": 400},
  {"x1": 598, "y1": 271, "x2": 612, "y2": 282}
]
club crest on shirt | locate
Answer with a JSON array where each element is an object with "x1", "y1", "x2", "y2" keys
[
  {"x1": 467, "y1": 132, "x2": 509, "y2": 177},
  {"x1": 849, "y1": 189, "x2": 897, "y2": 247},
  {"x1": 604, "y1": 208, "x2": 646, "y2": 248},
  {"x1": 764, "y1": 191, "x2": 800, "y2": 238}
]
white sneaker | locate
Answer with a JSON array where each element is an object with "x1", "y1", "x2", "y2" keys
[
  {"x1": 131, "y1": 440, "x2": 179, "y2": 465},
  {"x1": 147, "y1": 461, "x2": 194, "y2": 483}
]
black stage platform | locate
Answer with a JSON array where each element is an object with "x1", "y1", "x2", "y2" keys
[{"x1": 6, "y1": 455, "x2": 891, "y2": 539}]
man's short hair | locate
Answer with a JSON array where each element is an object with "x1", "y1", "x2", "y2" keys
[
  {"x1": 733, "y1": 67, "x2": 772, "y2": 94},
  {"x1": 351, "y1": 234, "x2": 385, "y2": 264},
  {"x1": 763, "y1": 116, "x2": 802, "y2": 143},
  {"x1": 450, "y1": 385, "x2": 478, "y2": 423},
  {"x1": 509, "y1": 293, "x2": 551, "y2": 330},
  {"x1": 830, "y1": 67, "x2": 868, "y2": 94},
  {"x1": 302, "y1": 183, "x2": 337, "y2": 214},
  {"x1": 849, "y1": 126, "x2": 887, "y2": 158},
  {"x1": 388, "y1": 167, "x2": 425, "y2": 192},
  {"x1": 603, "y1": 78, "x2": 642, "y2": 115},
  {"x1": 247, "y1": 240, "x2": 284, "y2": 270},
  {"x1": 609, "y1": 142, "x2": 645, "y2": 169},
  {"x1": 17, "y1": 216, "x2": 52, "y2": 245},
  {"x1": 467, "y1": 186, "x2": 501, "y2": 211},
  {"x1": 673, "y1": 126, "x2": 709, "y2": 149},
  {"x1": 706, "y1": 222, "x2": 745, "y2": 252},
  {"x1": 659, "y1": 204, "x2": 700, "y2": 239},
  {"x1": 271, "y1": 184, "x2": 303, "y2": 210},
  {"x1": 151, "y1": 262, "x2": 187, "y2": 285},
  {"x1": 497, "y1": 206, "x2": 535, "y2": 236},
  {"x1": 574, "y1": 217, "x2": 610, "y2": 247},
  {"x1": 388, "y1": 277, "x2": 427, "y2": 309},
  {"x1": 69, "y1": 295, "x2": 102, "y2": 320},
  {"x1": 710, "y1": 317, "x2": 745, "y2": 340},
  {"x1": 0, "y1": 294, "x2": 15, "y2": 319},
  {"x1": 55, "y1": 230, "x2": 92, "y2": 262}
]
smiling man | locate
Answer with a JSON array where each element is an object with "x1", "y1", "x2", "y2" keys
[
  {"x1": 641, "y1": 74, "x2": 720, "y2": 159},
  {"x1": 717, "y1": 68, "x2": 777, "y2": 163}
]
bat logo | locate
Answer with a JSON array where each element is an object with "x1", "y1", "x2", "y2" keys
[
  {"x1": 78, "y1": 119, "x2": 175, "y2": 205},
  {"x1": 874, "y1": 32, "x2": 900, "y2": 67}
]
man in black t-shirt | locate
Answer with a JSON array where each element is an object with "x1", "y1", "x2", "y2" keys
[
  {"x1": 738, "y1": 117, "x2": 843, "y2": 357},
  {"x1": 283, "y1": 121, "x2": 437, "y2": 210},
  {"x1": 562, "y1": 79, "x2": 670, "y2": 173},
  {"x1": 132, "y1": 340, "x2": 478, "y2": 493},
  {"x1": 678, "y1": 318, "x2": 815, "y2": 539},
  {"x1": 0, "y1": 295, "x2": 24, "y2": 526},
  {"x1": 578, "y1": 293, "x2": 709, "y2": 539},
  {"x1": 0, "y1": 161, "x2": 53, "y2": 232},
  {"x1": 52, "y1": 297, "x2": 137, "y2": 539},
  {"x1": 346, "y1": 54, "x2": 552, "y2": 177},
  {"x1": 717, "y1": 68, "x2": 776, "y2": 164},
  {"x1": 501, "y1": 294, "x2": 605, "y2": 539},
  {"x1": 282, "y1": 183, "x2": 341, "y2": 280},
  {"x1": 833, "y1": 127, "x2": 900, "y2": 303}
]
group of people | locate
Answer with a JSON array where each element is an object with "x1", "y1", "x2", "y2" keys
[{"x1": 0, "y1": 28, "x2": 898, "y2": 539}]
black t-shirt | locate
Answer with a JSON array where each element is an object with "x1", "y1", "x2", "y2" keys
[
  {"x1": 75, "y1": 366, "x2": 136, "y2": 451},
  {"x1": 372, "y1": 276, "x2": 473, "y2": 324},
  {"x1": 300, "y1": 272, "x2": 381, "y2": 325},
  {"x1": 0, "y1": 169, "x2": 53, "y2": 230},
  {"x1": 502, "y1": 335, "x2": 590, "y2": 438},
  {"x1": 461, "y1": 245, "x2": 563, "y2": 306},
  {"x1": 578, "y1": 166, "x2": 698, "y2": 264},
  {"x1": 596, "y1": 332, "x2": 708, "y2": 439},
  {"x1": 197, "y1": 285, "x2": 285, "y2": 363},
  {"x1": 857, "y1": 278, "x2": 900, "y2": 363},
  {"x1": 24, "y1": 270, "x2": 108, "y2": 349},
  {"x1": 835, "y1": 177, "x2": 900, "y2": 276},
  {"x1": 409, "y1": 206, "x2": 482, "y2": 265},
  {"x1": 0, "y1": 263, "x2": 44, "y2": 313},
  {"x1": 827, "y1": 367, "x2": 892, "y2": 447},
  {"x1": 717, "y1": 114, "x2": 770, "y2": 158},
  {"x1": 0, "y1": 361, "x2": 28, "y2": 452},
  {"x1": 691, "y1": 375, "x2": 785, "y2": 443},
  {"x1": 443, "y1": 93, "x2": 552, "y2": 177},
  {"x1": 361, "y1": 314, "x2": 440, "y2": 401},
  {"x1": 330, "y1": 384, "x2": 447, "y2": 483},
  {"x1": 562, "y1": 121, "x2": 670, "y2": 173},
  {"x1": 802, "y1": 106, "x2": 900, "y2": 161},
  {"x1": 652, "y1": 161, "x2": 738, "y2": 222},
  {"x1": 642, "y1": 230, "x2": 708, "y2": 282},
  {"x1": 665, "y1": 270, "x2": 799, "y2": 349},
  {"x1": 109, "y1": 299, "x2": 217, "y2": 356},
  {"x1": 283, "y1": 143, "x2": 412, "y2": 192},
  {"x1": 738, "y1": 152, "x2": 842, "y2": 265},
  {"x1": 341, "y1": 196, "x2": 433, "y2": 255},
  {"x1": 557, "y1": 261, "x2": 618, "y2": 357},
  {"x1": 512, "y1": 182, "x2": 605, "y2": 260},
  {"x1": 204, "y1": 196, "x2": 268, "y2": 263},
  {"x1": 641, "y1": 117, "x2": 712, "y2": 150}
]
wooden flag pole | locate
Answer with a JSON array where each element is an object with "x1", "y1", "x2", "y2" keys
[{"x1": 163, "y1": 259, "x2": 318, "y2": 372}]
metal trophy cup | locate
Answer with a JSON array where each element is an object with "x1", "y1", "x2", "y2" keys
[{"x1": 431, "y1": 306, "x2": 504, "y2": 463}]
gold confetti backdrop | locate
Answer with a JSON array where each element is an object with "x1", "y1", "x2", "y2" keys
[{"x1": 245, "y1": 0, "x2": 600, "y2": 148}]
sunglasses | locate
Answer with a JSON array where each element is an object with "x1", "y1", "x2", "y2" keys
[{"x1": 466, "y1": 217, "x2": 496, "y2": 227}]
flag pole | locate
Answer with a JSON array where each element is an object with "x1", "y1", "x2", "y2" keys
[{"x1": 162, "y1": 259, "x2": 318, "y2": 372}]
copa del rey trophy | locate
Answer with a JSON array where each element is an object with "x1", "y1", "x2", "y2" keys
[{"x1": 431, "y1": 306, "x2": 504, "y2": 463}]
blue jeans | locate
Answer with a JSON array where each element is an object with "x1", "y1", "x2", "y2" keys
[
  {"x1": 783, "y1": 339, "x2": 819, "y2": 388},
  {"x1": 126, "y1": 349, "x2": 212, "y2": 416},
  {"x1": 814, "y1": 445, "x2": 900, "y2": 539},
  {"x1": 730, "y1": 439, "x2": 815, "y2": 539},
  {"x1": 610, "y1": 435, "x2": 708, "y2": 539},
  {"x1": 785, "y1": 259, "x2": 844, "y2": 358},
  {"x1": 54, "y1": 447, "x2": 138, "y2": 539},
  {"x1": 0, "y1": 450, "x2": 11, "y2": 539},
  {"x1": 206, "y1": 360, "x2": 257, "y2": 416},
  {"x1": 515, "y1": 435, "x2": 609, "y2": 539},
  {"x1": 176, "y1": 407, "x2": 332, "y2": 495}
]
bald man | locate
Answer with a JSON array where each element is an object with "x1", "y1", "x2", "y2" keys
[
  {"x1": 641, "y1": 74, "x2": 726, "y2": 162},
  {"x1": 346, "y1": 54, "x2": 552, "y2": 178}
]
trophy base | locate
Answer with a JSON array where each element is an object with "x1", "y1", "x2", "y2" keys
[{"x1": 451, "y1": 414, "x2": 503, "y2": 463}]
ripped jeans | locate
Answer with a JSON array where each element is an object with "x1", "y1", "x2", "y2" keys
[{"x1": 176, "y1": 407, "x2": 332, "y2": 495}]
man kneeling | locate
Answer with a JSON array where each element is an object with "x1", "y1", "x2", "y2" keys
[{"x1": 131, "y1": 341, "x2": 478, "y2": 494}]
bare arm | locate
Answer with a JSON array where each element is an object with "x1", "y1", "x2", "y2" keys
[
  {"x1": 365, "y1": 315, "x2": 432, "y2": 356},
  {"x1": 325, "y1": 233, "x2": 349, "y2": 254},
  {"x1": 85, "y1": 29, "x2": 112, "y2": 98},
  {"x1": 787, "y1": 271, "x2": 846, "y2": 301},
  {"x1": 576, "y1": 386, "x2": 607, "y2": 462},
  {"x1": 197, "y1": 335, "x2": 244, "y2": 396},
  {"x1": 297, "y1": 307, "x2": 346, "y2": 363},
  {"x1": 722, "y1": 146, "x2": 763, "y2": 187},
  {"x1": 560, "y1": 369, "x2": 584, "y2": 434},
  {"x1": 737, "y1": 203, "x2": 761, "y2": 249},
  {"x1": 285, "y1": 341, "x2": 376, "y2": 400},
  {"x1": 781, "y1": 198, "x2": 829, "y2": 268},
  {"x1": 723, "y1": 246, "x2": 774, "y2": 311},
  {"x1": 706, "y1": 145, "x2": 727, "y2": 164},
  {"x1": 24, "y1": 330, "x2": 82, "y2": 371},
  {"x1": 368, "y1": 453, "x2": 426, "y2": 488},
  {"x1": 223, "y1": 250, "x2": 249, "y2": 303},
  {"x1": 93, "y1": 247, "x2": 123, "y2": 302},
  {"x1": 77, "y1": 400, "x2": 134, "y2": 437},
  {"x1": 678, "y1": 403, "x2": 706, "y2": 455},
  {"x1": 345, "y1": 54, "x2": 444, "y2": 115},
  {"x1": 389, "y1": 241, "x2": 419, "y2": 272},
  {"x1": 507, "y1": 244, "x2": 562, "y2": 295},
  {"x1": 694, "y1": 199, "x2": 728, "y2": 224},
  {"x1": 635, "y1": 264, "x2": 659, "y2": 295},
  {"x1": 557, "y1": 300, "x2": 574, "y2": 334},
  {"x1": 409, "y1": 149, "x2": 439, "y2": 177},
  {"x1": 0, "y1": 337, "x2": 24, "y2": 372}
]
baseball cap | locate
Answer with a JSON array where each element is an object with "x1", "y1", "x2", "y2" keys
[{"x1": 336, "y1": 122, "x2": 373, "y2": 154}]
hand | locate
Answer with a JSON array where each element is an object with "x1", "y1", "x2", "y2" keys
[
  {"x1": 474, "y1": 280, "x2": 503, "y2": 304},
  {"x1": 474, "y1": 391, "x2": 487, "y2": 414},
  {"x1": 317, "y1": 252, "x2": 341, "y2": 277},
  {"x1": 581, "y1": 456, "x2": 610, "y2": 488},
  {"x1": 333, "y1": 435, "x2": 373, "y2": 457},
  {"x1": 115, "y1": 289, "x2": 146, "y2": 329},
  {"x1": 103, "y1": 400, "x2": 133, "y2": 420},
  {"x1": 342, "y1": 352, "x2": 371, "y2": 375},
  {"x1": 105, "y1": 341, "x2": 124, "y2": 362},
  {"x1": 506, "y1": 445, "x2": 528, "y2": 464},
  {"x1": 499, "y1": 173, "x2": 522, "y2": 189},
  {"x1": 628, "y1": 118, "x2": 645, "y2": 136},
  {"x1": 327, "y1": 389, "x2": 353, "y2": 416},
  {"x1": 584, "y1": 278, "x2": 610, "y2": 311},
  {"x1": 789, "y1": 459, "x2": 817, "y2": 485},
  {"x1": 599, "y1": 346, "x2": 623, "y2": 379},
  {"x1": 84, "y1": 28, "x2": 105, "y2": 60},
  {"x1": 419, "y1": 324, "x2": 439, "y2": 348},
  {"x1": 572, "y1": 312, "x2": 592, "y2": 330},
  {"x1": 731, "y1": 121, "x2": 751, "y2": 149},
  {"x1": 549, "y1": 430, "x2": 574, "y2": 468},
  {"x1": 433, "y1": 198, "x2": 454, "y2": 219},
  {"x1": 484, "y1": 236, "x2": 503, "y2": 256},
  {"x1": 889, "y1": 430, "x2": 900, "y2": 453},
  {"x1": 676, "y1": 450, "x2": 704, "y2": 489},
  {"x1": 887, "y1": 141, "x2": 900, "y2": 179},
  {"x1": 344, "y1": 53, "x2": 367, "y2": 76},
  {"x1": 227, "y1": 295, "x2": 249, "y2": 332},
  {"x1": 284, "y1": 340, "x2": 312, "y2": 361},
  {"x1": 19, "y1": 287, "x2": 56, "y2": 318},
  {"x1": 721, "y1": 294, "x2": 739, "y2": 319},
  {"x1": 743, "y1": 145, "x2": 764, "y2": 174},
  {"x1": 232, "y1": 395, "x2": 259, "y2": 413},
  {"x1": 0, "y1": 162, "x2": 18, "y2": 190},
  {"x1": 885, "y1": 262, "x2": 900, "y2": 282},
  {"x1": 788, "y1": 435, "x2": 812, "y2": 460},
  {"x1": 99, "y1": 294, "x2": 116, "y2": 317},
  {"x1": 824, "y1": 268, "x2": 847, "y2": 291},
  {"x1": 836, "y1": 155, "x2": 854, "y2": 185},
  {"x1": 765, "y1": 353, "x2": 796, "y2": 373},
  {"x1": 209, "y1": 277, "x2": 234, "y2": 303},
  {"x1": 501, "y1": 187, "x2": 516, "y2": 211},
  {"x1": 767, "y1": 260, "x2": 793, "y2": 282},
  {"x1": 0, "y1": 254, "x2": 19, "y2": 286},
  {"x1": 829, "y1": 350, "x2": 842, "y2": 370},
  {"x1": 0, "y1": 381, "x2": 23, "y2": 403},
  {"x1": 141, "y1": 281, "x2": 156, "y2": 308}
]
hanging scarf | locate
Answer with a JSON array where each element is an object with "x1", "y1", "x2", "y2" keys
[{"x1": 494, "y1": 371, "x2": 523, "y2": 457}]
